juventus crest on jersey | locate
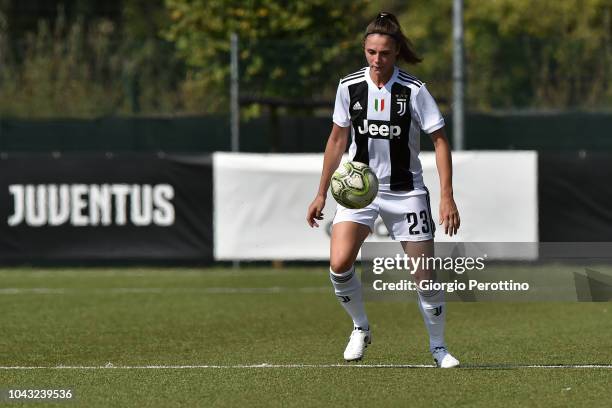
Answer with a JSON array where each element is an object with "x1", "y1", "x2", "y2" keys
[{"x1": 333, "y1": 66, "x2": 445, "y2": 193}]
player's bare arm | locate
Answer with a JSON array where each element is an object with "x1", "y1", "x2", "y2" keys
[
  {"x1": 306, "y1": 124, "x2": 349, "y2": 227},
  {"x1": 430, "y1": 128, "x2": 460, "y2": 236}
]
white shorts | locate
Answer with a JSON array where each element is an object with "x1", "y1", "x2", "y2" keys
[{"x1": 333, "y1": 188, "x2": 435, "y2": 241}]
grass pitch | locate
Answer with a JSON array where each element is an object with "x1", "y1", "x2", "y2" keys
[{"x1": 0, "y1": 266, "x2": 610, "y2": 407}]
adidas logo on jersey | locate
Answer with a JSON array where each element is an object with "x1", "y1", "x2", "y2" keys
[
  {"x1": 357, "y1": 119, "x2": 401, "y2": 139},
  {"x1": 352, "y1": 101, "x2": 363, "y2": 111}
]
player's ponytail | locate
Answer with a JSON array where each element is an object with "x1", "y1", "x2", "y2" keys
[{"x1": 364, "y1": 12, "x2": 422, "y2": 64}]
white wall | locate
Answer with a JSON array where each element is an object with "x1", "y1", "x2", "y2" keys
[{"x1": 213, "y1": 151, "x2": 537, "y2": 260}]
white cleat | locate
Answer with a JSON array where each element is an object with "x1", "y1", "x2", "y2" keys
[
  {"x1": 432, "y1": 347, "x2": 460, "y2": 368},
  {"x1": 343, "y1": 327, "x2": 372, "y2": 361}
]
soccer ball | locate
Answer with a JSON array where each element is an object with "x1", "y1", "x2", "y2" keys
[{"x1": 330, "y1": 161, "x2": 379, "y2": 209}]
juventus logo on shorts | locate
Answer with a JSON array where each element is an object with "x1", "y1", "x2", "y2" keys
[{"x1": 396, "y1": 97, "x2": 407, "y2": 116}]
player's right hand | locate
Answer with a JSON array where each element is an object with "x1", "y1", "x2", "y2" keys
[{"x1": 306, "y1": 195, "x2": 326, "y2": 228}]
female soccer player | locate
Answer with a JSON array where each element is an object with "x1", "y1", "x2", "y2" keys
[{"x1": 306, "y1": 12, "x2": 460, "y2": 368}]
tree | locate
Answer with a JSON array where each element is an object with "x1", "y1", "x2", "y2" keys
[
  {"x1": 163, "y1": 0, "x2": 371, "y2": 112},
  {"x1": 0, "y1": 0, "x2": 186, "y2": 117},
  {"x1": 398, "y1": 0, "x2": 611, "y2": 110},
  {"x1": 464, "y1": 0, "x2": 611, "y2": 109}
]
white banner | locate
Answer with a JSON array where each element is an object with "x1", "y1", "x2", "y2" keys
[{"x1": 213, "y1": 151, "x2": 537, "y2": 260}]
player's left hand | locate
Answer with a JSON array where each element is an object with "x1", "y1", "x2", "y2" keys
[{"x1": 439, "y1": 195, "x2": 460, "y2": 236}]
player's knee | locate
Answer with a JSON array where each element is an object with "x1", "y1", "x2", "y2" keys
[{"x1": 330, "y1": 258, "x2": 353, "y2": 274}]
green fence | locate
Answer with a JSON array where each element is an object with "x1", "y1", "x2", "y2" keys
[{"x1": 1, "y1": 112, "x2": 611, "y2": 153}]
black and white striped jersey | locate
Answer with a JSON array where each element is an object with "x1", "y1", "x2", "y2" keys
[{"x1": 333, "y1": 66, "x2": 444, "y2": 193}]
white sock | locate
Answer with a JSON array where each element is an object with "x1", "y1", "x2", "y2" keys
[
  {"x1": 329, "y1": 266, "x2": 369, "y2": 330},
  {"x1": 417, "y1": 289, "x2": 446, "y2": 352}
]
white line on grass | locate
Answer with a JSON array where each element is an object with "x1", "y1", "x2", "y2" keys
[
  {"x1": 1, "y1": 364, "x2": 611, "y2": 370},
  {"x1": 0, "y1": 287, "x2": 329, "y2": 295}
]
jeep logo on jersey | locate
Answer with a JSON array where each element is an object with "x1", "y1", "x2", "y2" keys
[{"x1": 357, "y1": 119, "x2": 401, "y2": 139}]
